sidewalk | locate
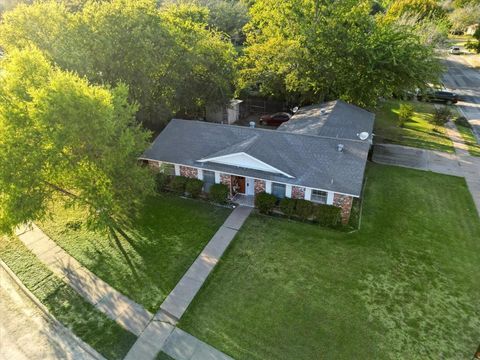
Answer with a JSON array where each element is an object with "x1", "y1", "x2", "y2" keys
[
  {"x1": 15, "y1": 224, "x2": 153, "y2": 336},
  {"x1": 445, "y1": 121, "x2": 480, "y2": 216},
  {"x1": 124, "y1": 205, "x2": 252, "y2": 360}
]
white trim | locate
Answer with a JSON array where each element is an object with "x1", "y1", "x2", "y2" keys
[
  {"x1": 285, "y1": 184, "x2": 292, "y2": 198},
  {"x1": 214, "y1": 171, "x2": 221, "y2": 184},
  {"x1": 139, "y1": 158, "x2": 359, "y2": 198},
  {"x1": 305, "y1": 188, "x2": 312, "y2": 201},
  {"x1": 265, "y1": 181, "x2": 272, "y2": 194},
  {"x1": 174, "y1": 164, "x2": 180, "y2": 176},
  {"x1": 197, "y1": 169, "x2": 204, "y2": 181},
  {"x1": 327, "y1": 191, "x2": 334, "y2": 205},
  {"x1": 197, "y1": 152, "x2": 295, "y2": 179}
]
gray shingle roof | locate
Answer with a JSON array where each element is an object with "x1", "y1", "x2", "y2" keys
[
  {"x1": 278, "y1": 100, "x2": 375, "y2": 141},
  {"x1": 141, "y1": 119, "x2": 372, "y2": 196}
]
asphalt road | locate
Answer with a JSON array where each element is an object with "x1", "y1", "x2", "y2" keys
[
  {"x1": 442, "y1": 53, "x2": 480, "y2": 142},
  {"x1": 0, "y1": 268, "x2": 97, "y2": 360}
]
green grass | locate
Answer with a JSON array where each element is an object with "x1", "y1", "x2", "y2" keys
[
  {"x1": 39, "y1": 194, "x2": 231, "y2": 312},
  {"x1": 374, "y1": 100, "x2": 454, "y2": 153},
  {"x1": 0, "y1": 236, "x2": 136, "y2": 359},
  {"x1": 155, "y1": 352, "x2": 175, "y2": 360},
  {"x1": 457, "y1": 124, "x2": 480, "y2": 156},
  {"x1": 179, "y1": 164, "x2": 480, "y2": 359}
]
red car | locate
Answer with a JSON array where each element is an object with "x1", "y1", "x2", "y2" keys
[{"x1": 259, "y1": 112, "x2": 291, "y2": 126}]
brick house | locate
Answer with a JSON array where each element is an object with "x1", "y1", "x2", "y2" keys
[{"x1": 141, "y1": 100, "x2": 374, "y2": 223}]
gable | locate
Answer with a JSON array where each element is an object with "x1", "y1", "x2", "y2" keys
[{"x1": 197, "y1": 152, "x2": 294, "y2": 178}]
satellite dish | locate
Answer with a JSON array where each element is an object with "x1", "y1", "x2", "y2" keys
[
  {"x1": 292, "y1": 106, "x2": 299, "y2": 114},
  {"x1": 358, "y1": 132, "x2": 369, "y2": 141}
]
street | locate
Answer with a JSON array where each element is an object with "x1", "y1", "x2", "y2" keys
[
  {"x1": 0, "y1": 267, "x2": 97, "y2": 360},
  {"x1": 442, "y1": 53, "x2": 480, "y2": 142}
]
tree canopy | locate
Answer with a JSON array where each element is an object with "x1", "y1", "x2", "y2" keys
[
  {"x1": 238, "y1": 0, "x2": 442, "y2": 108},
  {"x1": 0, "y1": 47, "x2": 155, "y2": 234},
  {"x1": 0, "y1": 0, "x2": 236, "y2": 128}
]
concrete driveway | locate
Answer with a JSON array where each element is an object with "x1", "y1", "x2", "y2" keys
[
  {"x1": 442, "y1": 53, "x2": 480, "y2": 142},
  {"x1": 372, "y1": 144, "x2": 463, "y2": 177},
  {"x1": 0, "y1": 268, "x2": 98, "y2": 360}
]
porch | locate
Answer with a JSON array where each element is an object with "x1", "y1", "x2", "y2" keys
[{"x1": 231, "y1": 193, "x2": 255, "y2": 207}]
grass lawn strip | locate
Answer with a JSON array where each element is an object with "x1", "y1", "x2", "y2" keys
[
  {"x1": 374, "y1": 100, "x2": 454, "y2": 153},
  {"x1": 456, "y1": 124, "x2": 480, "y2": 156},
  {"x1": 0, "y1": 236, "x2": 136, "y2": 360},
  {"x1": 39, "y1": 194, "x2": 231, "y2": 313},
  {"x1": 179, "y1": 164, "x2": 480, "y2": 359}
]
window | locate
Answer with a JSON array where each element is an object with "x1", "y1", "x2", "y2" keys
[
  {"x1": 311, "y1": 190, "x2": 328, "y2": 204},
  {"x1": 203, "y1": 170, "x2": 216, "y2": 192},
  {"x1": 271, "y1": 182, "x2": 286, "y2": 199},
  {"x1": 160, "y1": 163, "x2": 175, "y2": 175}
]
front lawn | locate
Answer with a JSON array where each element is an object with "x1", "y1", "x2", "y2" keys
[
  {"x1": 374, "y1": 100, "x2": 454, "y2": 153},
  {"x1": 179, "y1": 164, "x2": 480, "y2": 359},
  {"x1": 0, "y1": 236, "x2": 136, "y2": 359},
  {"x1": 39, "y1": 194, "x2": 231, "y2": 312}
]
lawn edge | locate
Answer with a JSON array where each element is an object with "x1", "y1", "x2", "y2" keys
[{"x1": 0, "y1": 259, "x2": 106, "y2": 360}]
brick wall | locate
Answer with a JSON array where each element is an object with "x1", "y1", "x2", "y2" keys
[
  {"x1": 147, "y1": 160, "x2": 160, "y2": 170},
  {"x1": 333, "y1": 193, "x2": 353, "y2": 224},
  {"x1": 220, "y1": 173, "x2": 232, "y2": 188},
  {"x1": 254, "y1": 179, "x2": 266, "y2": 194},
  {"x1": 180, "y1": 166, "x2": 198, "y2": 178},
  {"x1": 291, "y1": 186, "x2": 305, "y2": 199}
]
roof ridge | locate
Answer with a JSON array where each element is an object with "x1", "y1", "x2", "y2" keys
[{"x1": 170, "y1": 118, "x2": 368, "y2": 143}]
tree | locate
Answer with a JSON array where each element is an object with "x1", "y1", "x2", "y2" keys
[
  {"x1": 239, "y1": 0, "x2": 442, "y2": 108},
  {"x1": 385, "y1": 0, "x2": 446, "y2": 22},
  {"x1": 398, "y1": 103, "x2": 414, "y2": 127},
  {"x1": 0, "y1": 0, "x2": 236, "y2": 128},
  {"x1": 448, "y1": 4, "x2": 480, "y2": 33},
  {"x1": 466, "y1": 26, "x2": 480, "y2": 52},
  {"x1": 0, "y1": 47, "x2": 155, "y2": 234},
  {"x1": 161, "y1": 0, "x2": 250, "y2": 44}
]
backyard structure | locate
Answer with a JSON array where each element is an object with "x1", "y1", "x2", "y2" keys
[{"x1": 141, "y1": 100, "x2": 374, "y2": 223}]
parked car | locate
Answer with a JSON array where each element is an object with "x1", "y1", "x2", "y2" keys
[
  {"x1": 259, "y1": 112, "x2": 291, "y2": 126},
  {"x1": 417, "y1": 90, "x2": 460, "y2": 104},
  {"x1": 449, "y1": 46, "x2": 461, "y2": 55}
]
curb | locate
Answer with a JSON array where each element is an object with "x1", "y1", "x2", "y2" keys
[{"x1": 0, "y1": 259, "x2": 106, "y2": 360}]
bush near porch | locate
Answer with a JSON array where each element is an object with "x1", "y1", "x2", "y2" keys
[
  {"x1": 255, "y1": 192, "x2": 343, "y2": 228},
  {"x1": 179, "y1": 164, "x2": 480, "y2": 360}
]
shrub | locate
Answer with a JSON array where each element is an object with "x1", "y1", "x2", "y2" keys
[
  {"x1": 398, "y1": 103, "x2": 414, "y2": 127},
  {"x1": 294, "y1": 199, "x2": 314, "y2": 220},
  {"x1": 255, "y1": 192, "x2": 277, "y2": 214},
  {"x1": 431, "y1": 106, "x2": 451, "y2": 127},
  {"x1": 185, "y1": 178, "x2": 204, "y2": 198},
  {"x1": 170, "y1": 176, "x2": 188, "y2": 194},
  {"x1": 314, "y1": 204, "x2": 342, "y2": 227},
  {"x1": 279, "y1": 198, "x2": 296, "y2": 218},
  {"x1": 209, "y1": 183, "x2": 229, "y2": 204},
  {"x1": 455, "y1": 116, "x2": 471, "y2": 128},
  {"x1": 155, "y1": 172, "x2": 170, "y2": 192}
]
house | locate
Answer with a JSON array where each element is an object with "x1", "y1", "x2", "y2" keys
[{"x1": 141, "y1": 100, "x2": 374, "y2": 223}]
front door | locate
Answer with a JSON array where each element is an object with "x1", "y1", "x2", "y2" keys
[
  {"x1": 232, "y1": 176, "x2": 246, "y2": 194},
  {"x1": 246, "y1": 177, "x2": 255, "y2": 195}
]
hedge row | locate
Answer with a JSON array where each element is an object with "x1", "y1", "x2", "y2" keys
[
  {"x1": 155, "y1": 174, "x2": 229, "y2": 203},
  {"x1": 255, "y1": 191, "x2": 342, "y2": 227}
]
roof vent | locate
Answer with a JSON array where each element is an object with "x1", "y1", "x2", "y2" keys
[
  {"x1": 357, "y1": 132, "x2": 369, "y2": 141},
  {"x1": 337, "y1": 144, "x2": 344, "y2": 152},
  {"x1": 249, "y1": 121, "x2": 256, "y2": 128}
]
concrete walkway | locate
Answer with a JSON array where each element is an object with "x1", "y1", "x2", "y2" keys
[
  {"x1": 445, "y1": 121, "x2": 480, "y2": 215},
  {"x1": 125, "y1": 205, "x2": 252, "y2": 360},
  {"x1": 14, "y1": 224, "x2": 153, "y2": 336}
]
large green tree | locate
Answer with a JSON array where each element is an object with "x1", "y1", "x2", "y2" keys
[
  {"x1": 0, "y1": 47, "x2": 155, "y2": 234},
  {"x1": 239, "y1": 0, "x2": 442, "y2": 107},
  {"x1": 0, "y1": 0, "x2": 236, "y2": 127}
]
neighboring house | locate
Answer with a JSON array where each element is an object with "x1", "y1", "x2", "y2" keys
[
  {"x1": 141, "y1": 100, "x2": 374, "y2": 223},
  {"x1": 206, "y1": 99, "x2": 243, "y2": 124},
  {"x1": 466, "y1": 24, "x2": 479, "y2": 36}
]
